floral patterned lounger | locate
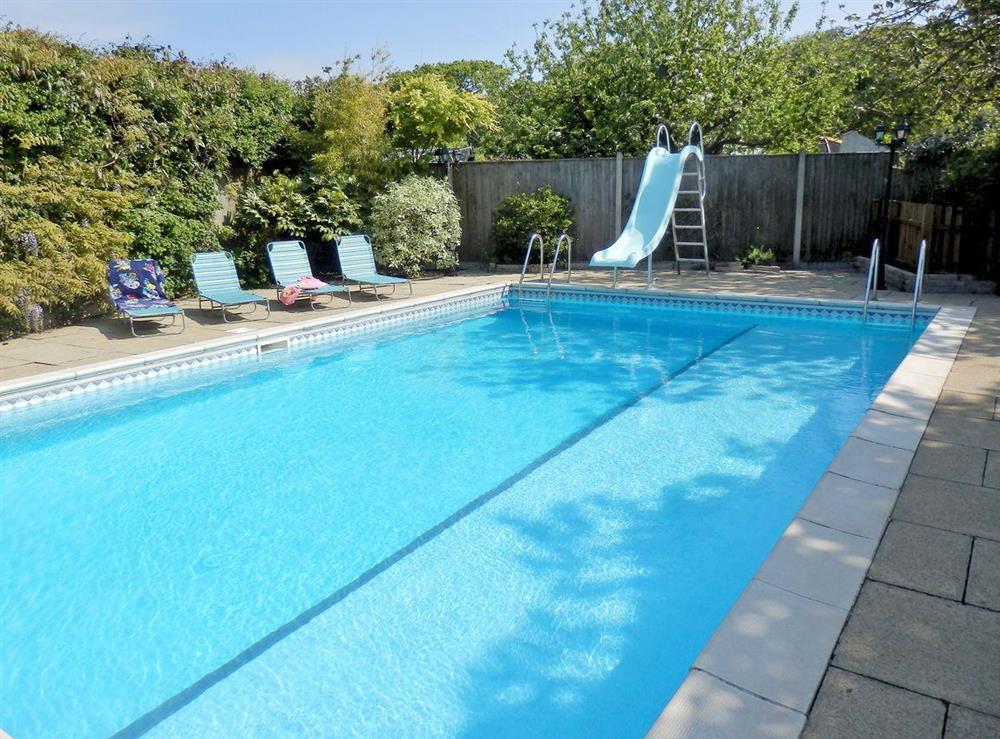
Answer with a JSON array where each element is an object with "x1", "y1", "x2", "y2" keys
[{"x1": 107, "y1": 259, "x2": 185, "y2": 336}]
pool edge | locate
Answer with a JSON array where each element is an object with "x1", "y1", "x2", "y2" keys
[
  {"x1": 1, "y1": 282, "x2": 936, "y2": 413},
  {"x1": 645, "y1": 303, "x2": 976, "y2": 739},
  {"x1": 0, "y1": 283, "x2": 510, "y2": 412}
]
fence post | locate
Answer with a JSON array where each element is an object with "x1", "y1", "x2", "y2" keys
[
  {"x1": 615, "y1": 152, "x2": 623, "y2": 235},
  {"x1": 792, "y1": 151, "x2": 806, "y2": 265}
]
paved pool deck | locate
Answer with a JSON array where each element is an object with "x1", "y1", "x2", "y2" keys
[
  {"x1": 2, "y1": 266, "x2": 998, "y2": 737},
  {"x1": 0, "y1": 266, "x2": 922, "y2": 383}
]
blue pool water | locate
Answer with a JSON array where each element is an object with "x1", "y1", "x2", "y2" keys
[{"x1": 1, "y1": 296, "x2": 923, "y2": 738}]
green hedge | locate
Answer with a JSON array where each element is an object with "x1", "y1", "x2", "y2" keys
[
  {"x1": 490, "y1": 186, "x2": 573, "y2": 264},
  {"x1": 0, "y1": 29, "x2": 297, "y2": 338}
]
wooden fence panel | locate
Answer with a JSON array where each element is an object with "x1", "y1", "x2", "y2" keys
[
  {"x1": 451, "y1": 158, "x2": 618, "y2": 263},
  {"x1": 452, "y1": 152, "x2": 893, "y2": 264},
  {"x1": 801, "y1": 153, "x2": 887, "y2": 261}
]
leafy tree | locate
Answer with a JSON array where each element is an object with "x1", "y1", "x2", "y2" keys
[
  {"x1": 403, "y1": 59, "x2": 510, "y2": 96},
  {"x1": 846, "y1": 0, "x2": 998, "y2": 135},
  {"x1": 389, "y1": 74, "x2": 496, "y2": 160},
  {"x1": 0, "y1": 28, "x2": 298, "y2": 335},
  {"x1": 482, "y1": 0, "x2": 855, "y2": 156},
  {"x1": 297, "y1": 72, "x2": 393, "y2": 192}
]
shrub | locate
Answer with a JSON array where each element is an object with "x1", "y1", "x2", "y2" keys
[
  {"x1": 738, "y1": 245, "x2": 776, "y2": 265},
  {"x1": 0, "y1": 158, "x2": 137, "y2": 339},
  {"x1": 490, "y1": 186, "x2": 573, "y2": 264},
  {"x1": 369, "y1": 175, "x2": 460, "y2": 277},
  {"x1": 231, "y1": 172, "x2": 361, "y2": 284},
  {"x1": 0, "y1": 29, "x2": 298, "y2": 336}
]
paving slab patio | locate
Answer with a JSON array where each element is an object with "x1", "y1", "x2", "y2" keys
[
  {"x1": 893, "y1": 474, "x2": 1000, "y2": 540},
  {"x1": 934, "y1": 389, "x2": 998, "y2": 421},
  {"x1": 944, "y1": 705, "x2": 1000, "y2": 738},
  {"x1": 909, "y1": 440, "x2": 989, "y2": 485},
  {"x1": 805, "y1": 291, "x2": 1000, "y2": 738},
  {"x1": 831, "y1": 581, "x2": 1000, "y2": 715},
  {"x1": 868, "y1": 520, "x2": 972, "y2": 601},
  {"x1": 985, "y1": 451, "x2": 1000, "y2": 489},
  {"x1": 966, "y1": 538, "x2": 1000, "y2": 612},
  {"x1": 803, "y1": 667, "x2": 945, "y2": 739}
]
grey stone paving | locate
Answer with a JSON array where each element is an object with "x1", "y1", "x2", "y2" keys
[
  {"x1": 944, "y1": 705, "x2": 1000, "y2": 738},
  {"x1": 831, "y1": 582, "x2": 1000, "y2": 714},
  {"x1": 966, "y1": 538, "x2": 1000, "y2": 612},
  {"x1": 803, "y1": 668, "x2": 945, "y2": 739},
  {"x1": 804, "y1": 296, "x2": 1000, "y2": 738},
  {"x1": 910, "y1": 440, "x2": 989, "y2": 485},
  {"x1": 868, "y1": 521, "x2": 971, "y2": 601}
]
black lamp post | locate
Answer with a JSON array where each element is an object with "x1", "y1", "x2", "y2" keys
[{"x1": 874, "y1": 119, "x2": 909, "y2": 290}]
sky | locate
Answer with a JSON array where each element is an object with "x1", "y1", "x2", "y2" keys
[{"x1": 1, "y1": 1, "x2": 877, "y2": 79}]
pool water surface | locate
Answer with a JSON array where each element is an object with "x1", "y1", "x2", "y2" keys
[{"x1": 0, "y1": 295, "x2": 923, "y2": 737}]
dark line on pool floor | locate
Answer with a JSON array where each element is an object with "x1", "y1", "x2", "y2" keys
[{"x1": 112, "y1": 323, "x2": 758, "y2": 738}]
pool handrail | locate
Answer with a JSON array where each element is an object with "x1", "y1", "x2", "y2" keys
[
  {"x1": 862, "y1": 238, "x2": 880, "y2": 322},
  {"x1": 547, "y1": 233, "x2": 573, "y2": 300},
  {"x1": 518, "y1": 233, "x2": 545, "y2": 294},
  {"x1": 911, "y1": 238, "x2": 927, "y2": 326}
]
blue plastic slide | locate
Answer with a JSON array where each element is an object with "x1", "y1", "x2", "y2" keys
[{"x1": 591, "y1": 124, "x2": 705, "y2": 270}]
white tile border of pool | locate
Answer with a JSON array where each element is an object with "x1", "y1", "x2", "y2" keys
[
  {"x1": 0, "y1": 283, "x2": 510, "y2": 412},
  {"x1": 0, "y1": 281, "x2": 970, "y2": 737},
  {"x1": 0, "y1": 281, "x2": 936, "y2": 413},
  {"x1": 521, "y1": 281, "x2": 938, "y2": 324},
  {"x1": 645, "y1": 302, "x2": 976, "y2": 739}
]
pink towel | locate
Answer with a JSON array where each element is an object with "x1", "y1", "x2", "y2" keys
[
  {"x1": 295, "y1": 276, "x2": 325, "y2": 289},
  {"x1": 279, "y1": 285, "x2": 301, "y2": 305}
]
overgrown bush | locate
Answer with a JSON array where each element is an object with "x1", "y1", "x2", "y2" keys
[
  {"x1": 490, "y1": 186, "x2": 573, "y2": 264},
  {"x1": 370, "y1": 175, "x2": 460, "y2": 277},
  {"x1": 232, "y1": 172, "x2": 361, "y2": 283},
  {"x1": 0, "y1": 158, "x2": 137, "y2": 337},
  {"x1": 0, "y1": 28, "x2": 297, "y2": 336}
]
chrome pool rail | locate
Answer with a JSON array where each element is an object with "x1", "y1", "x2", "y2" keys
[
  {"x1": 862, "y1": 238, "x2": 880, "y2": 322},
  {"x1": 547, "y1": 233, "x2": 573, "y2": 300},
  {"x1": 518, "y1": 233, "x2": 545, "y2": 294},
  {"x1": 911, "y1": 238, "x2": 927, "y2": 326},
  {"x1": 687, "y1": 122, "x2": 705, "y2": 159},
  {"x1": 655, "y1": 123, "x2": 671, "y2": 151}
]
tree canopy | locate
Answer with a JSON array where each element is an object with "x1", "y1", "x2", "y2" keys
[{"x1": 1, "y1": 0, "x2": 997, "y2": 336}]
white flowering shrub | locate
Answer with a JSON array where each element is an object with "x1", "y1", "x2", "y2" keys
[{"x1": 370, "y1": 176, "x2": 460, "y2": 277}]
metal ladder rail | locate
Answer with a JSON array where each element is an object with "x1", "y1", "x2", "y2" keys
[
  {"x1": 546, "y1": 232, "x2": 573, "y2": 301},
  {"x1": 670, "y1": 123, "x2": 710, "y2": 275},
  {"x1": 911, "y1": 239, "x2": 927, "y2": 326},
  {"x1": 518, "y1": 233, "x2": 545, "y2": 296},
  {"x1": 862, "y1": 238, "x2": 880, "y2": 321}
]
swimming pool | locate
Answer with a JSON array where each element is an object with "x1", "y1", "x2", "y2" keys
[{"x1": 1, "y1": 289, "x2": 927, "y2": 738}]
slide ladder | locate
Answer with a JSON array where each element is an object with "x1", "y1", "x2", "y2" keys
[
  {"x1": 590, "y1": 123, "x2": 709, "y2": 287},
  {"x1": 670, "y1": 133, "x2": 710, "y2": 274}
]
